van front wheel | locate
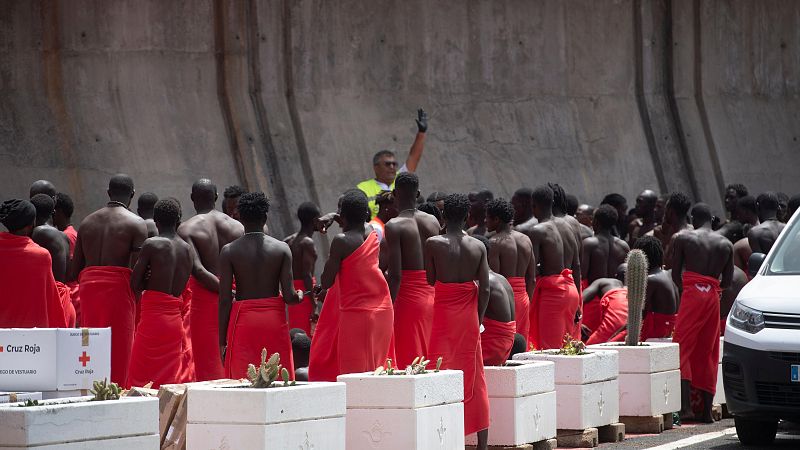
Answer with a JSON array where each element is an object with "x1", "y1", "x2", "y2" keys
[{"x1": 734, "y1": 416, "x2": 778, "y2": 445}]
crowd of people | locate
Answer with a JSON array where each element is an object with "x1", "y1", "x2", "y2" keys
[{"x1": 1, "y1": 141, "x2": 797, "y2": 448}]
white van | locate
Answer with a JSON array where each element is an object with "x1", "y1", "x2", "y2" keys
[{"x1": 723, "y1": 213, "x2": 800, "y2": 445}]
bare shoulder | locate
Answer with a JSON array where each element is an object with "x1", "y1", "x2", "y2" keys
[
  {"x1": 425, "y1": 234, "x2": 447, "y2": 248},
  {"x1": 283, "y1": 233, "x2": 296, "y2": 244},
  {"x1": 415, "y1": 210, "x2": 439, "y2": 227},
  {"x1": 583, "y1": 235, "x2": 599, "y2": 248},
  {"x1": 614, "y1": 237, "x2": 630, "y2": 249},
  {"x1": 464, "y1": 234, "x2": 486, "y2": 253}
]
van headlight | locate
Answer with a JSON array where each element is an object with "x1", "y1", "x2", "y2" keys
[{"x1": 729, "y1": 301, "x2": 765, "y2": 334}]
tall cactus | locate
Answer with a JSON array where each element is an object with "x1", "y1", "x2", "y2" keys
[{"x1": 625, "y1": 249, "x2": 649, "y2": 346}]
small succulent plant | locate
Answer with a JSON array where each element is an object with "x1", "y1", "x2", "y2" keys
[
  {"x1": 17, "y1": 399, "x2": 40, "y2": 407},
  {"x1": 247, "y1": 348, "x2": 295, "y2": 388},
  {"x1": 556, "y1": 334, "x2": 587, "y2": 355},
  {"x1": 373, "y1": 356, "x2": 443, "y2": 375},
  {"x1": 90, "y1": 378, "x2": 122, "y2": 401}
]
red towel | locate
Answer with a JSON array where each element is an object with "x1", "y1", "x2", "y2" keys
[
  {"x1": 529, "y1": 269, "x2": 581, "y2": 350},
  {"x1": 0, "y1": 233, "x2": 66, "y2": 328},
  {"x1": 481, "y1": 318, "x2": 516, "y2": 366},
  {"x1": 586, "y1": 288, "x2": 628, "y2": 345},
  {"x1": 55, "y1": 281, "x2": 76, "y2": 328},
  {"x1": 79, "y1": 266, "x2": 135, "y2": 386},
  {"x1": 225, "y1": 297, "x2": 294, "y2": 380},
  {"x1": 64, "y1": 226, "x2": 81, "y2": 325},
  {"x1": 308, "y1": 279, "x2": 341, "y2": 381},
  {"x1": 673, "y1": 271, "x2": 722, "y2": 394},
  {"x1": 64, "y1": 225, "x2": 77, "y2": 259},
  {"x1": 393, "y1": 270, "x2": 435, "y2": 368},
  {"x1": 127, "y1": 291, "x2": 183, "y2": 388},
  {"x1": 507, "y1": 277, "x2": 530, "y2": 341},
  {"x1": 288, "y1": 278, "x2": 315, "y2": 335},
  {"x1": 428, "y1": 281, "x2": 490, "y2": 436},
  {"x1": 187, "y1": 276, "x2": 225, "y2": 381},
  {"x1": 337, "y1": 232, "x2": 393, "y2": 375},
  {"x1": 178, "y1": 286, "x2": 195, "y2": 382}
]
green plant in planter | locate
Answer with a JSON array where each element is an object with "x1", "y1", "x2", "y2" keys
[
  {"x1": 373, "y1": 356, "x2": 444, "y2": 375},
  {"x1": 17, "y1": 399, "x2": 40, "y2": 407},
  {"x1": 625, "y1": 249, "x2": 649, "y2": 346},
  {"x1": 556, "y1": 334, "x2": 587, "y2": 355},
  {"x1": 247, "y1": 348, "x2": 295, "y2": 388},
  {"x1": 90, "y1": 378, "x2": 122, "y2": 401}
]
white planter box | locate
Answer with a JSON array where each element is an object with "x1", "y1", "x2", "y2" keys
[
  {"x1": 513, "y1": 350, "x2": 619, "y2": 429},
  {"x1": 0, "y1": 396, "x2": 158, "y2": 448},
  {"x1": 466, "y1": 361, "x2": 557, "y2": 446},
  {"x1": 589, "y1": 343, "x2": 681, "y2": 417},
  {"x1": 338, "y1": 370, "x2": 464, "y2": 449},
  {"x1": 186, "y1": 382, "x2": 346, "y2": 450},
  {"x1": 0, "y1": 392, "x2": 41, "y2": 404}
]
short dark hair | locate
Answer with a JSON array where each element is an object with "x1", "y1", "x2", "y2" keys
[
  {"x1": 788, "y1": 194, "x2": 800, "y2": 216},
  {"x1": 395, "y1": 172, "x2": 419, "y2": 194},
  {"x1": 475, "y1": 189, "x2": 494, "y2": 204},
  {"x1": 54, "y1": 192, "x2": 74, "y2": 218},
  {"x1": 594, "y1": 204, "x2": 618, "y2": 229},
  {"x1": 223, "y1": 185, "x2": 247, "y2": 199},
  {"x1": 473, "y1": 234, "x2": 491, "y2": 252},
  {"x1": 601, "y1": 193, "x2": 627, "y2": 209},
  {"x1": 292, "y1": 332, "x2": 311, "y2": 368},
  {"x1": 30, "y1": 194, "x2": 55, "y2": 223},
  {"x1": 0, "y1": 199, "x2": 36, "y2": 232},
  {"x1": 531, "y1": 185, "x2": 554, "y2": 208},
  {"x1": 509, "y1": 333, "x2": 527, "y2": 359},
  {"x1": 443, "y1": 193, "x2": 470, "y2": 222},
  {"x1": 486, "y1": 198, "x2": 514, "y2": 224},
  {"x1": 153, "y1": 198, "x2": 181, "y2": 227},
  {"x1": 513, "y1": 187, "x2": 534, "y2": 200},
  {"x1": 634, "y1": 235, "x2": 663, "y2": 270},
  {"x1": 565, "y1": 194, "x2": 579, "y2": 216},
  {"x1": 237, "y1": 191, "x2": 270, "y2": 223},
  {"x1": 547, "y1": 183, "x2": 567, "y2": 213},
  {"x1": 108, "y1": 174, "x2": 134, "y2": 197},
  {"x1": 372, "y1": 150, "x2": 396, "y2": 165},
  {"x1": 340, "y1": 190, "x2": 369, "y2": 224},
  {"x1": 417, "y1": 202, "x2": 442, "y2": 222},
  {"x1": 137, "y1": 192, "x2": 158, "y2": 211},
  {"x1": 691, "y1": 203, "x2": 712, "y2": 225},
  {"x1": 736, "y1": 195, "x2": 757, "y2": 214},
  {"x1": 297, "y1": 202, "x2": 320, "y2": 225},
  {"x1": 666, "y1": 191, "x2": 692, "y2": 217},
  {"x1": 426, "y1": 191, "x2": 446, "y2": 202},
  {"x1": 726, "y1": 183, "x2": 749, "y2": 198},
  {"x1": 756, "y1": 192, "x2": 779, "y2": 211}
]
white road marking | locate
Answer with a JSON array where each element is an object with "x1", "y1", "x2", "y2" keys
[{"x1": 643, "y1": 427, "x2": 737, "y2": 450}]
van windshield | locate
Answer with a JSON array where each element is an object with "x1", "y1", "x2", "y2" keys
[{"x1": 766, "y1": 219, "x2": 800, "y2": 275}]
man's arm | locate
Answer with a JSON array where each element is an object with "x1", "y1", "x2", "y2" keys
[
  {"x1": 128, "y1": 220, "x2": 148, "y2": 269},
  {"x1": 69, "y1": 228, "x2": 86, "y2": 282},
  {"x1": 181, "y1": 233, "x2": 220, "y2": 292},
  {"x1": 130, "y1": 242, "x2": 152, "y2": 293},
  {"x1": 280, "y1": 243, "x2": 301, "y2": 305},
  {"x1": 747, "y1": 227, "x2": 762, "y2": 254},
  {"x1": 385, "y1": 223, "x2": 403, "y2": 301},
  {"x1": 217, "y1": 246, "x2": 234, "y2": 362},
  {"x1": 671, "y1": 235, "x2": 685, "y2": 288},
  {"x1": 720, "y1": 243, "x2": 735, "y2": 289},
  {"x1": 525, "y1": 239, "x2": 536, "y2": 300},
  {"x1": 424, "y1": 238, "x2": 437, "y2": 286},
  {"x1": 404, "y1": 108, "x2": 428, "y2": 172},
  {"x1": 580, "y1": 238, "x2": 593, "y2": 283},
  {"x1": 581, "y1": 279, "x2": 603, "y2": 304},
  {"x1": 300, "y1": 238, "x2": 317, "y2": 294},
  {"x1": 571, "y1": 237, "x2": 582, "y2": 293},
  {"x1": 476, "y1": 244, "x2": 491, "y2": 323}
]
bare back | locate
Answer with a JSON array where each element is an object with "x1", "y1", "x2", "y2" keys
[
  {"x1": 284, "y1": 233, "x2": 317, "y2": 286},
  {"x1": 131, "y1": 236, "x2": 192, "y2": 297},
  {"x1": 748, "y1": 220, "x2": 785, "y2": 254},
  {"x1": 645, "y1": 269, "x2": 679, "y2": 315},
  {"x1": 75, "y1": 206, "x2": 147, "y2": 269},
  {"x1": 178, "y1": 210, "x2": 244, "y2": 276},
  {"x1": 425, "y1": 233, "x2": 486, "y2": 283},
  {"x1": 582, "y1": 233, "x2": 630, "y2": 283},
  {"x1": 489, "y1": 229, "x2": 533, "y2": 278},
  {"x1": 32, "y1": 225, "x2": 70, "y2": 282},
  {"x1": 485, "y1": 272, "x2": 515, "y2": 323},
  {"x1": 386, "y1": 211, "x2": 440, "y2": 271},
  {"x1": 531, "y1": 217, "x2": 579, "y2": 277},
  {"x1": 733, "y1": 237, "x2": 752, "y2": 272},
  {"x1": 672, "y1": 228, "x2": 734, "y2": 288},
  {"x1": 222, "y1": 234, "x2": 292, "y2": 301}
]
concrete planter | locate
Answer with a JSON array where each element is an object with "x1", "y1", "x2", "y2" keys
[
  {"x1": 337, "y1": 370, "x2": 464, "y2": 449},
  {"x1": 466, "y1": 361, "x2": 556, "y2": 447},
  {"x1": 0, "y1": 396, "x2": 159, "y2": 449},
  {"x1": 186, "y1": 382, "x2": 346, "y2": 450},
  {"x1": 589, "y1": 343, "x2": 680, "y2": 417},
  {"x1": 513, "y1": 350, "x2": 619, "y2": 430}
]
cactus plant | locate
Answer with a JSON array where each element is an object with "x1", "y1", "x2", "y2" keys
[
  {"x1": 247, "y1": 348, "x2": 295, "y2": 388},
  {"x1": 625, "y1": 249, "x2": 649, "y2": 346},
  {"x1": 90, "y1": 378, "x2": 122, "y2": 401},
  {"x1": 374, "y1": 356, "x2": 443, "y2": 376}
]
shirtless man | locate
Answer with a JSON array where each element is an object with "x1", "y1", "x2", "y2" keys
[
  {"x1": 527, "y1": 185, "x2": 581, "y2": 349},
  {"x1": 575, "y1": 204, "x2": 595, "y2": 240},
  {"x1": 654, "y1": 192, "x2": 693, "y2": 268},
  {"x1": 222, "y1": 185, "x2": 247, "y2": 219},
  {"x1": 128, "y1": 198, "x2": 193, "y2": 387},
  {"x1": 467, "y1": 189, "x2": 494, "y2": 237},
  {"x1": 385, "y1": 172, "x2": 440, "y2": 366},
  {"x1": 177, "y1": 178, "x2": 244, "y2": 381},
  {"x1": 425, "y1": 193, "x2": 490, "y2": 448},
  {"x1": 485, "y1": 198, "x2": 535, "y2": 342},
  {"x1": 748, "y1": 192, "x2": 786, "y2": 254},
  {"x1": 549, "y1": 183, "x2": 583, "y2": 248},
  {"x1": 474, "y1": 235, "x2": 517, "y2": 366},
  {"x1": 71, "y1": 174, "x2": 148, "y2": 385},
  {"x1": 136, "y1": 192, "x2": 159, "y2": 237},
  {"x1": 628, "y1": 190, "x2": 658, "y2": 245},
  {"x1": 600, "y1": 193, "x2": 628, "y2": 240},
  {"x1": 511, "y1": 187, "x2": 537, "y2": 234},
  {"x1": 283, "y1": 202, "x2": 320, "y2": 334},
  {"x1": 672, "y1": 203, "x2": 733, "y2": 423},
  {"x1": 628, "y1": 236, "x2": 678, "y2": 340},
  {"x1": 219, "y1": 192, "x2": 301, "y2": 379},
  {"x1": 29, "y1": 179, "x2": 56, "y2": 199}
]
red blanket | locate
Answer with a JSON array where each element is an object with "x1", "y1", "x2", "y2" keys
[
  {"x1": 673, "y1": 271, "x2": 722, "y2": 394},
  {"x1": 0, "y1": 233, "x2": 66, "y2": 328},
  {"x1": 429, "y1": 281, "x2": 490, "y2": 436},
  {"x1": 337, "y1": 232, "x2": 393, "y2": 375},
  {"x1": 529, "y1": 269, "x2": 581, "y2": 350},
  {"x1": 55, "y1": 281, "x2": 76, "y2": 328},
  {"x1": 225, "y1": 297, "x2": 294, "y2": 380},
  {"x1": 79, "y1": 266, "x2": 135, "y2": 386},
  {"x1": 178, "y1": 287, "x2": 195, "y2": 382},
  {"x1": 127, "y1": 291, "x2": 183, "y2": 388},
  {"x1": 586, "y1": 288, "x2": 628, "y2": 345},
  {"x1": 187, "y1": 276, "x2": 225, "y2": 381},
  {"x1": 393, "y1": 270, "x2": 434, "y2": 368},
  {"x1": 481, "y1": 317, "x2": 516, "y2": 366},
  {"x1": 288, "y1": 279, "x2": 315, "y2": 335},
  {"x1": 507, "y1": 277, "x2": 530, "y2": 341},
  {"x1": 64, "y1": 225, "x2": 77, "y2": 258},
  {"x1": 308, "y1": 280, "x2": 341, "y2": 381}
]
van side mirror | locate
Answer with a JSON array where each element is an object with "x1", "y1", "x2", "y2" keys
[{"x1": 748, "y1": 253, "x2": 766, "y2": 278}]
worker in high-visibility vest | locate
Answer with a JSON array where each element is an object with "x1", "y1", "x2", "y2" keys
[{"x1": 357, "y1": 109, "x2": 428, "y2": 219}]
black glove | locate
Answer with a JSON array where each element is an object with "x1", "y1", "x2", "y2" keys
[{"x1": 416, "y1": 108, "x2": 428, "y2": 133}]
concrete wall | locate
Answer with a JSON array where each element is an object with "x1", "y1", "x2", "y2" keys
[{"x1": 1, "y1": 0, "x2": 798, "y2": 236}]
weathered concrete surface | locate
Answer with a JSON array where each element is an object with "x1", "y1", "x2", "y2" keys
[{"x1": 1, "y1": 0, "x2": 798, "y2": 236}]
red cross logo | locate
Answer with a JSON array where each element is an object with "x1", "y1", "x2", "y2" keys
[{"x1": 79, "y1": 351, "x2": 90, "y2": 367}]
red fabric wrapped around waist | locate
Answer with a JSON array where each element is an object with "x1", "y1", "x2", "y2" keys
[
  {"x1": 481, "y1": 317, "x2": 516, "y2": 366},
  {"x1": 225, "y1": 297, "x2": 294, "y2": 380},
  {"x1": 187, "y1": 276, "x2": 224, "y2": 381},
  {"x1": 308, "y1": 280, "x2": 341, "y2": 381},
  {"x1": 397, "y1": 270, "x2": 434, "y2": 304},
  {"x1": 288, "y1": 278, "x2": 316, "y2": 335},
  {"x1": 586, "y1": 287, "x2": 628, "y2": 345},
  {"x1": 529, "y1": 270, "x2": 580, "y2": 350},
  {"x1": 55, "y1": 281, "x2": 76, "y2": 328},
  {"x1": 128, "y1": 290, "x2": 183, "y2": 388},
  {"x1": 394, "y1": 270, "x2": 434, "y2": 368},
  {"x1": 507, "y1": 276, "x2": 531, "y2": 341},
  {"x1": 681, "y1": 271, "x2": 722, "y2": 295}
]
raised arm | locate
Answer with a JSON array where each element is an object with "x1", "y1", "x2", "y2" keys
[
  {"x1": 385, "y1": 223, "x2": 403, "y2": 301},
  {"x1": 404, "y1": 108, "x2": 428, "y2": 173},
  {"x1": 217, "y1": 246, "x2": 234, "y2": 362}
]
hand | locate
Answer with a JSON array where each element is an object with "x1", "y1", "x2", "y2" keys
[
  {"x1": 314, "y1": 212, "x2": 340, "y2": 234},
  {"x1": 415, "y1": 108, "x2": 428, "y2": 133}
]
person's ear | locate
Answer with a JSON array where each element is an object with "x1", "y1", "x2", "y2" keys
[
  {"x1": 130, "y1": 190, "x2": 135, "y2": 200},
  {"x1": 415, "y1": 190, "x2": 420, "y2": 199}
]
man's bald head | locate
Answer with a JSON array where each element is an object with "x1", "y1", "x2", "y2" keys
[
  {"x1": 191, "y1": 178, "x2": 218, "y2": 211},
  {"x1": 576, "y1": 204, "x2": 594, "y2": 227},
  {"x1": 690, "y1": 203, "x2": 713, "y2": 229},
  {"x1": 108, "y1": 174, "x2": 135, "y2": 204},
  {"x1": 635, "y1": 189, "x2": 658, "y2": 217},
  {"x1": 29, "y1": 180, "x2": 56, "y2": 199}
]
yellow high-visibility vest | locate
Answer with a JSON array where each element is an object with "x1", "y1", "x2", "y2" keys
[{"x1": 357, "y1": 178, "x2": 394, "y2": 219}]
